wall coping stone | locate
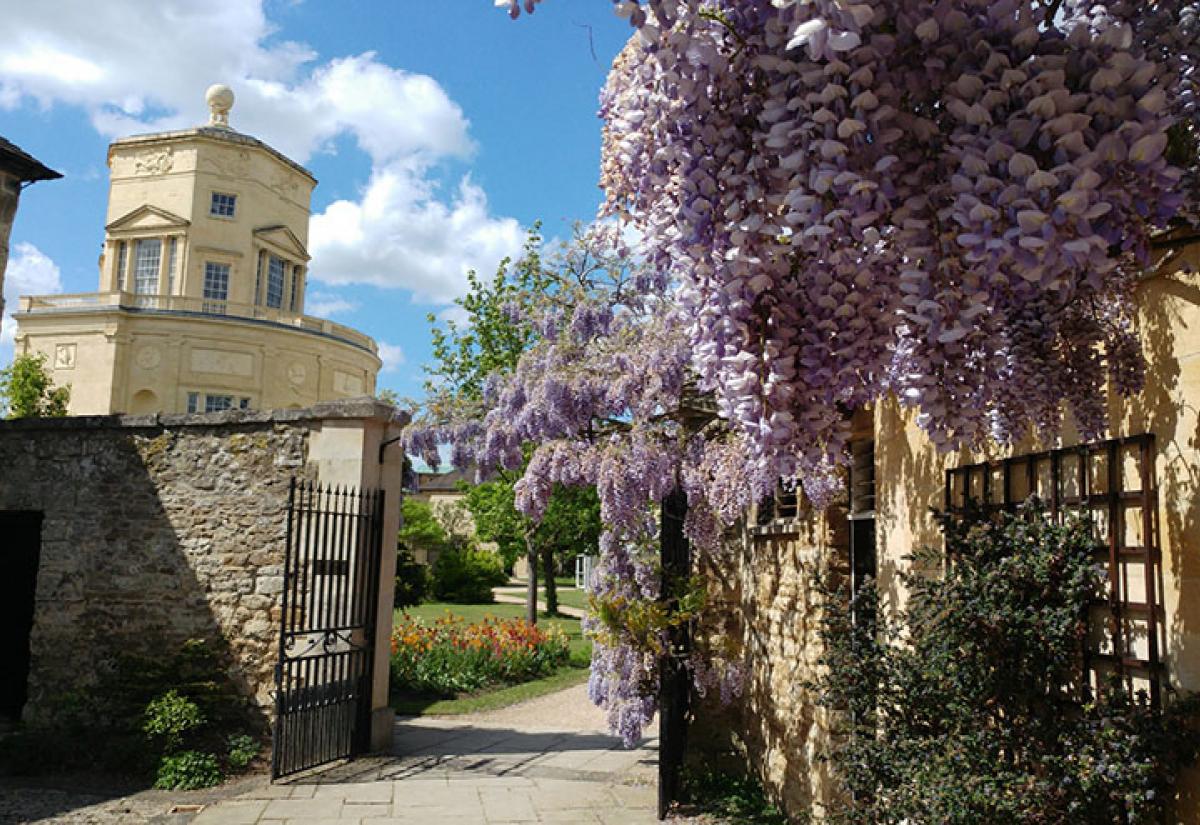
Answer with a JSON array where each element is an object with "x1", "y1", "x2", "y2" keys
[{"x1": 0, "y1": 396, "x2": 410, "y2": 433}]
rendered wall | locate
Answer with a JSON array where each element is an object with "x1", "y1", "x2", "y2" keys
[{"x1": 0, "y1": 169, "x2": 19, "y2": 320}]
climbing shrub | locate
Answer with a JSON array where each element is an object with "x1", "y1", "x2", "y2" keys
[{"x1": 816, "y1": 503, "x2": 1200, "y2": 825}]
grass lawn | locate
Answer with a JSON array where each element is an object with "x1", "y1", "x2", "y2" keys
[
  {"x1": 391, "y1": 601, "x2": 593, "y2": 715},
  {"x1": 550, "y1": 587, "x2": 589, "y2": 612}
]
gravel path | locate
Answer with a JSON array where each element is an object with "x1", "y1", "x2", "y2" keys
[{"x1": 448, "y1": 681, "x2": 606, "y2": 730}]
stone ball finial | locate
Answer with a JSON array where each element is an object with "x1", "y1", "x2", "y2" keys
[{"x1": 206, "y1": 84, "x2": 235, "y2": 128}]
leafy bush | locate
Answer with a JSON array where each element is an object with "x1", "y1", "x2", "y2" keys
[
  {"x1": 430, "y1": 545, "x2": 507, "y2": 603},
  {"x1": 816, "y1": 503, "x2": 1200, "y2": 825},
  {"x1": 390, "y1": 613, "x2": 569, "y2": 696},
  {"x1": 681, "y1": 767, "x2": 791, "y2": 825},
  {"x1": 394, "y1": 549, "x2": 431, "y2": 608},
  {"x1": 0, "y1": 352, "x2": 70, "y2": 418},
  {"x1": 226, "y1": 734, "x2": 259, "y2": 771},
  {"x1": 154, "y1": 750, "x2": 223, "y2": 790},
  {"x1": 0, "y1": 638, "x2": 260, "y2": 781},
  {"x1": 143, "y1": 689, "x2": 205, "y2": 754}
]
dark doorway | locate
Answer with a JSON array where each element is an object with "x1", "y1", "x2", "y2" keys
[{"x1": 0, "y1": 511, "x2": 42, "y2": 723}]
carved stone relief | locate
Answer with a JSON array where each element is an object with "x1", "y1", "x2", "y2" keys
[
  {"x1": 133, "y1": 148, "x2": 175, "y2": 176},
  {"x1": 54, "y1": 343, "x2": 77, "y2": 370},
  {"x1": 190, "y1": 348, "x2": 254, "y2": 377}
]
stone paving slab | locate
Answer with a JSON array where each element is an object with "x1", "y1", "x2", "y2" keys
[{"x1": 185, "y1": 684, "x2": 662, "y2": 824}]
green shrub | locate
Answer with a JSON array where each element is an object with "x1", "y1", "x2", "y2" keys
[
  {"x1": 0, "y1": 638, "x2": 260, "y2": 781},
  {"x1": 681, "y1": 767, "x2": 791, "y2": 825},
  {"x1": 143, "y1": 690, "x2": 205, "y2": 751},
  {"x1": 394, "y1": 549, "x2": 431, "y2": 608},
  {"x1": 226, "y1": 734, "x2": 259, "y2": 771},
  {"x1": 154, "y1": 750, "x2": 223, "y2": 790},
  {"x1": 815, "y1": 503, "x2": 1200, "y2": 825},
  {"x1": 431, "y1": 545, "x2": 507, "y2": 603}
]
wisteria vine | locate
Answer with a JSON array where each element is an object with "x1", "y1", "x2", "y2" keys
[{"x1": 417, "y1": 0, "x2": 1200, "y2": 743}]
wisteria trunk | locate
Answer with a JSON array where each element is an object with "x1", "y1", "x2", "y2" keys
[{"x1": 658, "y1": 486, "x2": 690, "y2": 820}]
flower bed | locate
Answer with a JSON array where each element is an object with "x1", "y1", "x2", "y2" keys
[{"x1": 390, "y1": 612, "x2": 570, "y2": 697}]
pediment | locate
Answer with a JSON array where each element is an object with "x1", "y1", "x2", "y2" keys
[
  {"x1": 254, "y1": 225, "x2": 310, "y2": 262},
  {"x1": 106, "y1": 204, "x2": 190, "y2": 233}
]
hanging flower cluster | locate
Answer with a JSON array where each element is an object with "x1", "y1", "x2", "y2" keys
[
  {"x1": 507, "y1": 0, "x2": 1194, "y2": 488},
  {"x1": 597, "y1": 0, "x2": 1192, "y2": 486},
  {"x1": 438, "y1": 0, "x2": 1198, "y2": 744}
]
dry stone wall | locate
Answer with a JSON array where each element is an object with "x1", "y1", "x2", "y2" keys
[
  {"x1": 695, "y1": 512, "x2": 848, "y2": 823},
  {"x1": 0, "y1": 409, "x2": 316, "y2": 722}
]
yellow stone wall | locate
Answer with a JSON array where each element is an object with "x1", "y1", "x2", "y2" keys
[
  {"x1": 873, "y1": 255, "x2": 1200, "y2": 823},
  {"x1": 14, "y1": 307, "x2": 377, "y2": 415},
  {"x1": 707, "y1": 253, "x2": 1200, "y2": 823}
]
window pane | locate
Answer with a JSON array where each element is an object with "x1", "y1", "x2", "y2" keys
[
  {"x1": 186, "y1": 392, "x2": 199, "y2": 414},
  {"x1": 166, "y1": 238, "x2": 177, "y2": 295},
  {"x1": 133, "y1": 239, "x2": 161, "y2": 295},
  {"x1": 210, "y1": 192, "x2": 237, "y2": 217},
  {"x1": 116, "y1": 242, "x2": 128, "y2": 291},
  {"x1": 203, "y1": 262, "x2": 230, "y2": 312},
  {"x1": 266, "y1": 256, "x2": 285, "y2": 308},
  {"x1": 290, "y1": 266, "x2": 302, "y2": 311},
  {"x1": 204, "y1": 394, "x2": 234, "y2": 413}
]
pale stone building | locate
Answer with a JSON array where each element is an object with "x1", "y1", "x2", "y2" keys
[
  {"x1": 13, "y1": 85, "x2": 380, "y2": 415},
  {"x1": 0, "y1": 137, "x2": 61, "y2": 319}
]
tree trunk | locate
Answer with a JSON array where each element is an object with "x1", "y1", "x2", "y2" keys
[
  {"x1": 524, "y1": 532, "x2": 538, "y2": 626},
  {"x1": 542, "y1": 546, "x2": 558, "y2": 616},
  {"x1": 658, "y1": 485, "x2": 690, "y2": 821}
]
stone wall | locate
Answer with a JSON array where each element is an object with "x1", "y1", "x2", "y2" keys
[
  {"x1": 695, "y1": 511, "x2": 847, "y2": 822},
  {"x1": 0, "y1": 399, "x2": 403, "y2": 729}
]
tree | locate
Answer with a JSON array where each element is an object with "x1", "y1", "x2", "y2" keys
[
  {"x1": 0, "y1": 353, "x2": 70, "y2": 418},
  {"x1": 398, "y1": 498, "x2": 449, "y2": 559},
  {"x1": 467, "y1": 479, "x2": 601, "y2": 614},
  {"x1": 412, "y1": 225, "x2": 602, "y2": 621},
  {"x1": 410, "y1": 222, "x2": 750, "y2": 745}
]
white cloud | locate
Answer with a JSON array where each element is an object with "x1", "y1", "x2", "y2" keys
[
  {"x1": 0, "y1": 0, "x2": 521, "y2": 304},
  {"x1": 309, "y1": 168, "x2": 523, "y2": 302},
  {"x1": 1, "y1": 243, "x2": 63, "y2": 362},
  {"x1": 438, "y1": 305, "x2": 472, "y2": 328},
  {"x1": 305, "y1": 290, "x2": 358, "y2": 317},
  {"x1": 377, "y1": 341, "x2": 405, "y2": 374}
]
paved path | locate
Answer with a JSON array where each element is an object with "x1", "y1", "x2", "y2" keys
[
  {"x1": 188, "y1": 684, "x2": 660, "y2": 825},
  {"x1": 490, "y1": 590, "x2": 587, "y2": 620}
]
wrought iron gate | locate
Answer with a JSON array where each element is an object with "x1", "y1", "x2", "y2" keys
[
  {"x1": 272, "y1": 479, "x2": 385, "y2": 779},
  {"x1": 945, "y1": 434, "x2": 1164, "y2": 706}
]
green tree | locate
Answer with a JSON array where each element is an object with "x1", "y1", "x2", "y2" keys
[
  {"x1": 0, "y1": 353, "x2": 70, "y2": 418},
  {"x1": 421, "y1": 225, "x2": 601, "y2": 618},
  {"x1": 398, "y1": 499, "x2": 449, "y2": 559},
  {"x1": 464, "y1": 479, "x2": 601, "y2": 614}
]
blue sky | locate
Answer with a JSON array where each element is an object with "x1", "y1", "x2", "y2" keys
[{"x1": 0, "y1": 0, "x2": 632, "y2": 400}]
